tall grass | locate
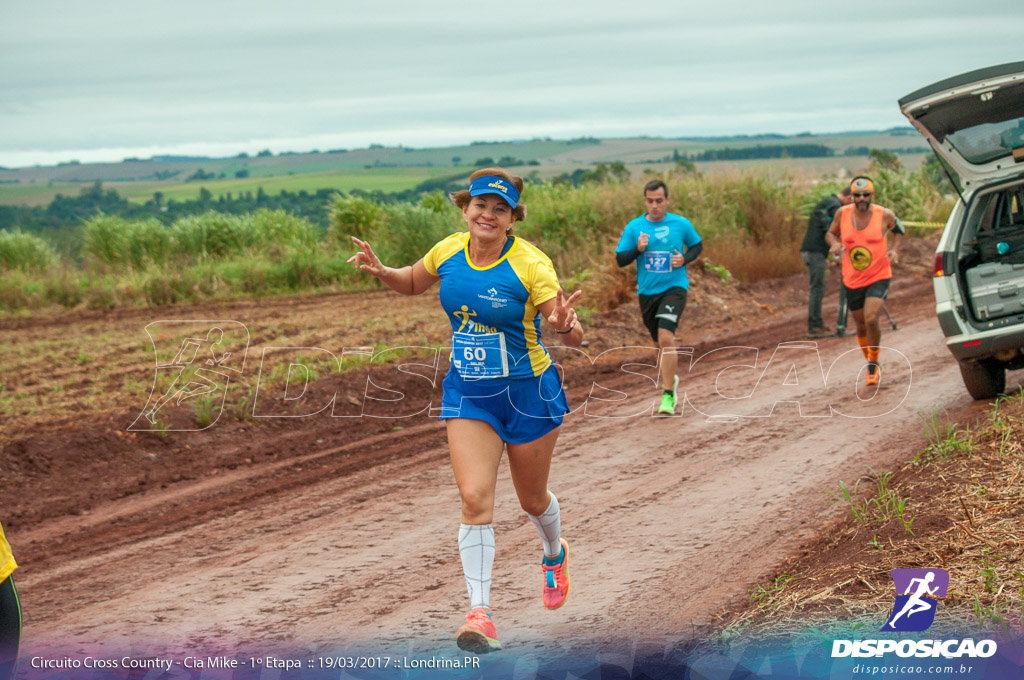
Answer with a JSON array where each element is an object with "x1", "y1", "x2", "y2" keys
[
  {"x1": 0, "y1": 229, "x2": 57, "y2": 272},
  {"x1": 327, "y1": 192, "x2": 461, "y2": 265},
  {"x1": 870, "y1": 163, "x2": 957, "y2": 223},
  {"x1": 84, "y1": 210, "x2": 319, "y2": 272},
  {"x1": 709, "y1": 175, "x2": 806, "y2": 282},
  {"x1": 518, "y1": 169, "x2": 809, "y2": 285},
  {"x1": 327, "y1": 195, "x2": 384, "y2": 244},
  {"x1": 375, "y1": 202, "x2": 462, "y2": 267}
]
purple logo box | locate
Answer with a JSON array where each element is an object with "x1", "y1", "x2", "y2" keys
[{"x1": 890, "y1": 568, "x2": 949, "y2": 597}]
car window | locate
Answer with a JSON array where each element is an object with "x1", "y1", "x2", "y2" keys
[{"x1": 947, "y1": 117, "x2": 1024, "y2": 165}]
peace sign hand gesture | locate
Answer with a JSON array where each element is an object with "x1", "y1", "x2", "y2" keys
[
  {"x1": 347, "y1": 237, "x2": 385, "y2": 278},
  {"x1": 547, "y1": 288, "x2": 583, "y2": 333}
]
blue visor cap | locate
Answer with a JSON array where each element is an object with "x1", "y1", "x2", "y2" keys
[{"x1": 469, "y1": 175, "x2": 520, "y2": 209}]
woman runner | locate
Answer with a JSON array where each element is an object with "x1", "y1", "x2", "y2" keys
[
  {"x1": 348, "y1": 167, "x2": 582, "y2": 653},
  {"x1": 0, "y1": 522, "x2": 21, "y2": 680}
]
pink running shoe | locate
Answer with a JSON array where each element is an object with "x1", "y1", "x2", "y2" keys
[
  {"x1": 456, "y1": 608, "x2": 501, "y2": 653},
  {"x1": 542, "y1": 539, "x2": 570, "y2": 609}
]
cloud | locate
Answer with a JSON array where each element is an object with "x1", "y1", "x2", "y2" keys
[{"x1": 1, "y1": 0, "x2": 1022, "y2": 166}]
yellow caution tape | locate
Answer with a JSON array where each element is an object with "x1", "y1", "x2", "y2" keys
[{"x1": 901, "y1": 221, "x2": 946, "y2": 229}]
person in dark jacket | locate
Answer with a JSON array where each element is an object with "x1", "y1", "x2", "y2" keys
[{"x1": 800, "y1": 186, "x2": 851, "y2": 337}]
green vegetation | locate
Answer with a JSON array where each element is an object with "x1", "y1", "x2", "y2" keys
[
  {"x1": 915, "y1": 405, "x2": 974, "y2": 465},
  {"x1": 835, "y1": 467, "x2": 914, "y2": 534},
  {"x1": 749, "y1": 574, "x2": 794, "y2": 609},
  {"x1": 0, "y1": 151, "x2": 954, "y2": 313},
  {"x1": 689, "y1": 144, "x2": 836, "y2": 161},
  {"x1": 327, "y1": 192, "x2": 461, "y2": 267},
  {"x1": 0, "y1": 229, "x2": 56, "y2": 271},
  {"x1": 703, "y1": 260, "x2": 733, "y2": 282},
  {"x1": 192, "y1": 394, "x2": 218, "y2": 429},
  {"x1": 120, "y1": 167, "x2": 464, "y2": 204}
]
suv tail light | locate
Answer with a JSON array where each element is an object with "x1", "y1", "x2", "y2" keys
[{"x1": 934, "y1": 252, "x2": 948, "y2": 277}]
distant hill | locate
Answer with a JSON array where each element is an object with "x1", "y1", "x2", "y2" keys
[
  {"x1": 0, "y1": 130, "x2": 930, "y2": 209},
  {"x1": 0, "y1": 129, "x2": 918, "y2": 180}
]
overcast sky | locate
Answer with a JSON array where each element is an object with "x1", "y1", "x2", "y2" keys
[{"x1": 1, "y1": 0, "x2": 1022, "y2": 168}]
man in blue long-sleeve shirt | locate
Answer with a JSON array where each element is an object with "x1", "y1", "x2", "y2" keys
[{"x1": 615, "y1": 180, "x2": 702, "y2": 415}]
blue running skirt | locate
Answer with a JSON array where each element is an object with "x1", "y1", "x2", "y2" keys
[{"x1": 439, "y1": 364, "x2": 570, "y2": 443}]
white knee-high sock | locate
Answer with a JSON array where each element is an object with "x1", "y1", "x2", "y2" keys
[
  {"x1": 527, "y1": 492, "x2": 562, "y2": 559},
  {"x1": 458, "y1": 524, "x2": 494, "y2": 610}
]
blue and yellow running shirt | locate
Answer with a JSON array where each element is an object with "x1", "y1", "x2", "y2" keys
[
  {"x1": 0, "y1": 521, "x2": 16, "y2": 582},
  {"x1": 616, "y1": 212, "x2": 702, "y2": 295},
  {"x1": 423, "y1": 233, "x2": 560, "y2": 379}
]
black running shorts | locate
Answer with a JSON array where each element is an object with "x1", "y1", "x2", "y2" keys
[
  {"x1": 0, "y1": 576, "x2": 20, "y2": 680},
  {"x1": 638, "y1": 287, "x2": 688, "y2": 342},
  {"x1": 844, "y1": 278, "x2": 890, "y2": 312}
]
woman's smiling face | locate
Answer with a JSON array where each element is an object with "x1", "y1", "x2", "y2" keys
[{"x1": 463, "y1": 193, "x2": 515, "y2": 243}]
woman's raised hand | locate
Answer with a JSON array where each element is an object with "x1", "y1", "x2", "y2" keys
[
  {"x1": 347, "y1": 237, "x2": 385, "y2": 277},
  {"x1": 547, "y1": 288, "x2": 583, "y2": 332}
]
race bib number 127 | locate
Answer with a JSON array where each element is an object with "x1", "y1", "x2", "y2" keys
[{"x1": 643, "y1": 251, "x2": 671, "y2": 273}]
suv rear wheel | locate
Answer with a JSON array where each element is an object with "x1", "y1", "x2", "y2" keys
[{"x1": 958, "y1": 358, "x2": 1006, "y2": 400}]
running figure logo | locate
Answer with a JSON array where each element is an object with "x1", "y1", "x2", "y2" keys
[
  {"x1": 881, "y1": 568, "x2": 949, "y2": 632},
  {"x1": 453, "y1": 305, "x2": 478, "y2": 332},
  {"x1": 130, "y1": 321, "x2": 249, "y2": 431}
]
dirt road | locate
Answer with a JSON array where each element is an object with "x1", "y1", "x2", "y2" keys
[{"x1": 9, "y1": 270, "x2": 1000, "y2": 664}]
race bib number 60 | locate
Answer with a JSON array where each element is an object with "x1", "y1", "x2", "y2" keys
[
  {"x1": 452, "y1": 331, "x2": 509, "y2": 379},
  {"x1": 643, "y1": 251, "x2": 672, "y2": 273}
]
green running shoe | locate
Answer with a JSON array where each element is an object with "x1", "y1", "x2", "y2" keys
[{"x1": 658, "y1": 375, "x2": 679, "y2": 414}]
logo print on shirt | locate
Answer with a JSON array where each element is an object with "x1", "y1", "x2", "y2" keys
[
  {"x1": 850, "y1": 246, "x2": 872, "y2": 271},
  {"x1": 654, "y1": 225, "x2": 670, "y2": 240},
  {"x1": 453, "y1": 305, "x2": 497, "y2": 332},
  {"x1": 453, "y1": 305, "x2": 477, "y2": 332},
  {"x1": 478, "y1": 287, "x2": 509, "y2": 309}
]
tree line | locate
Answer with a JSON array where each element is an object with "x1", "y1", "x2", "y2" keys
[{"x1": 683, "y1": 143, "x2": 928, "y2": 162}]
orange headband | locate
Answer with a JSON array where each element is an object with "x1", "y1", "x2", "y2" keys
[{"x1": 851, "y1": 177, "x2": 874, "y2": 193}]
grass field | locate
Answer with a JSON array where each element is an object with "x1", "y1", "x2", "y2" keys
[
  {"x1": 0, "y1": 181, "x2": 85, "y2": 207},
  {"x1": 532, "y1": 154, "x2": 928, "y2": 184},
  {"x1": 0, "y1": 139, "x2": 599, "y2": 187},
  {"x1": 115, "y1": 166, "x2": 469, "y2": 203},
  {"x1": 0, "y1": 166, "x2": 473, "y2": 207},
  {"x1": 544, "y1": 131, "x2": 925, "y2": 165}
]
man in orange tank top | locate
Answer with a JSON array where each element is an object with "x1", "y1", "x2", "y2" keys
[{"x1": 825, "y1": 176, "x2": 901, "y2": 386}]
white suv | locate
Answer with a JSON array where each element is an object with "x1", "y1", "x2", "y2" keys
[{"x1": 900, "y1": 61, "x2": 1024, "y2": 399}]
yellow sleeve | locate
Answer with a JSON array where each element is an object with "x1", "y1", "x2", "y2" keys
[
  {"x1": 528, "y1": 252, "x2": 560, "y2": 307},
  {"x1": 506, "y1": 238, "x2": 561, "y2": 306},
  {"x1": 422, "y1": 232, "x2": 466, "y2": 276},
  {"x1": 0, "y1": 521, "x2": 16, "y2": 582}
]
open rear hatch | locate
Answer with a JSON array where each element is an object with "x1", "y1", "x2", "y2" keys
[{"x1": 899, "y1": 61, "x2": 1024, "y2": 191}]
